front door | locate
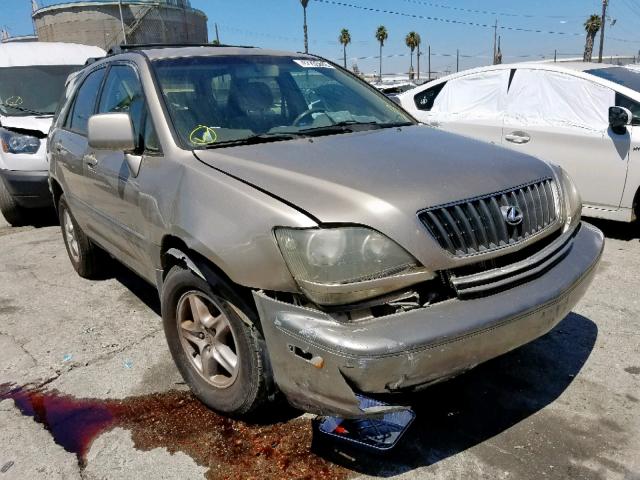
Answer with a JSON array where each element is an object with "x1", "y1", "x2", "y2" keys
[
  {"x1": 84, "y1": 64, "x2": 153, "y2": 275},
  {"x1": 503, "y1": 69, "x2": 629, "y2": 212}
]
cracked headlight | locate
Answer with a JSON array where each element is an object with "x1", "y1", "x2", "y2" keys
[
  {"x1": 275, "y1": 227, "x2": 434, "y2": 305},
  {"x1": 555, "y1": 166, "x2": 581, "y2": 232},
  {"x1": 0, "y1": 128, "x2": 41, "y2": 154}
]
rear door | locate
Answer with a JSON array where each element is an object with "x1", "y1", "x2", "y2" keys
[
  {"x1": 503, "y1": 68, "x2": 628, "y2": 211},
  {"x1": 50, "y1": 67, "x2": 106, "y2": 228},
  {"x1": 408, "y1": 69, "x2": 509, "y2": 144}
]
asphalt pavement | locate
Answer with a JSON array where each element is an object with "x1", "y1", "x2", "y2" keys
[{"x1": 0, "y1": 212, "x2": 638, "y2": 480}]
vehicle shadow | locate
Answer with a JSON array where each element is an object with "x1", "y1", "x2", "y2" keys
[
  {"x1": 313, "y1": 312, "x2": 598, "y2": 477},
  {"x1": 586, "y1": 217, "x2": 640, "y2": 241},
  {"x1": 108, "y1": 260, "x2": 161, "y2": 316},
  {"x1": 2, "y1": 207, "x2": 59, "y2": 229}
]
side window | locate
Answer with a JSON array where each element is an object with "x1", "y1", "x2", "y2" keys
[
  {"x1": 615, "y1": 93, "x2": 640, "y2": 126},
  {"x1": 414, "y1": 82, "x2": 446, "y2": 111},
  {"x1": 98, "y1": 65, "x2": 146, "y2": 148},
  {"x1": 419, "y1": 70, "x2": 510, "y2": 117},
  {"x1": 506, "y1": 70, "x2": 614, "y2": 129},
  {"x1": 67, "y1": 68, "x2": 106, "y2": 135},
  {"x1": 143, "y1": 114, "x2": 160, "y2": 153}
]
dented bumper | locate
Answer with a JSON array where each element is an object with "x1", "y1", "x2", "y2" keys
[{"x1": 254, "y1": 223, "x2": 604, "y2": 418}]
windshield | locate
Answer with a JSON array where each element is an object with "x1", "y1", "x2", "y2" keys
[
  {"x1": 586, "y1": 67, "x2": 640, "y2": 93},
  {"x1": 0, "y1": 65, "x2": 80, "y2": 117},
  {"x1": 152, "y1": 55, "x2": 414, "y2": 149}
]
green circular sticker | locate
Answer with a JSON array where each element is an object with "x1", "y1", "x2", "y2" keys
[{"x1": 189, "y1": 125, "x2": 218, "y2": 145}]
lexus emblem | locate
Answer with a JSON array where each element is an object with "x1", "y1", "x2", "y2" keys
[{"x1": 501, "y1": 205, "x2": 524, "y2": 226}]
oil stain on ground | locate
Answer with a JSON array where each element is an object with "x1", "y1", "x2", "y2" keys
[{"x1": 0, "y1": 384, "x2": 350, "y2": 480}]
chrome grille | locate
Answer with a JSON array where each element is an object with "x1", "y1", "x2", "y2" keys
[{"x1": 419, "y1": 178, "x2": 559, "y2": 257}]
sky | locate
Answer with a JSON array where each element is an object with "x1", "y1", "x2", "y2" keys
[{"x1": 3, "y1": 0, "x2": 640, "y2": 75}]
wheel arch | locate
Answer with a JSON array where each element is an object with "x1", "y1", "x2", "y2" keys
[
  {"x1": 633, "y1": 186, "x2": 640, "y2": 222},
  {"x1": 49, "y1": 177, "x2": 64, "y2": 213},
  {"x1": 159, "y1": 235, "x2": 260, "y2": 327}
]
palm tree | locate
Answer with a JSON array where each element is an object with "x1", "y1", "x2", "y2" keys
[
  {"x1": 301, "y1": 0, "x2": 310, "y2": 53},
  {"x1": 583, "y1": 14, "x2": 602, "y2": 62},
  {"x1": 339, "y1": 29, "x2": 351, "y2": 69},
  {"x1": 405, "y1": 31, "x2": 420, "y2": 77},
  {"x1": 375, "y1": 25, "x2": 388, "y2": 83}
]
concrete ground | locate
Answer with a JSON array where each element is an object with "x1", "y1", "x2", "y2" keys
[{"x1": 0, "y1": 212, "x2": 638, "y2": 480}]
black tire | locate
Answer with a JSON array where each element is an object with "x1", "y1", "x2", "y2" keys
[
  {"x1": 161, "y1": 265, "x2": 272, "y2": 416},
  {"x1": 58, "y1": 194, "x2": 102, "y2": 278},
  {"x1": 0, "y1": 178, "x2": 26, "y2": 226}
]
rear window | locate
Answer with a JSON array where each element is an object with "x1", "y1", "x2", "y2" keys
[{"x1": 414, "y1": 82, "x2": 446, "y2": 111}]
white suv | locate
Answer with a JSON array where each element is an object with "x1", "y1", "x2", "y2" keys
[{"x1": 0, "y1": 42, "x2": 104, "y2": 225}]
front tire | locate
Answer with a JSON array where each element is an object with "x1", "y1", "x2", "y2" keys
[
  {"x1": 161, "y1": 265, "x2": 272, "y2": 416},
  {"x1": 0, "y1": 178, "x2": 26, "y2": 226},
  {"x1": 58, "y1": 194, "x2": 103, "y2": 278}
]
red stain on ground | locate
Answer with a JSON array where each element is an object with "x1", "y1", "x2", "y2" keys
[{"x1": 0, "y1": 384, "x2": 350, "y2": 480}]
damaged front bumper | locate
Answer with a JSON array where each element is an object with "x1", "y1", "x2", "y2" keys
[{"x1": 254, "y1": 222, "x2": 604, "y2": 418}]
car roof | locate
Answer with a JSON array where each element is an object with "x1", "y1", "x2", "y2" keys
[
  {"x1": 400, "y1": 61, "x2": 640, "y2": 100},
  {"x1": 0, "y1": 42, "x2": 106, "y2": 68},
  {"x1": 137, "y1": 45, "x2": 312, "y2": 61}
]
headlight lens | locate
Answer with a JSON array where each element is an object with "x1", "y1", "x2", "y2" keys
[
  {"x1": 556, "y1": 167, "x2": 581, "y2": 232},
  {"x1": 0, "y1": 128, "x2": 41, "y2": 154},
  {"x1": 275, "y1": 227, "x2": 433, "y2": 305}
]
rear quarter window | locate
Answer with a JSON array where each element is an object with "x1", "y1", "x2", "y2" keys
[{"x1": 414, "y1": 82, "x2": 446, "y2": 111}]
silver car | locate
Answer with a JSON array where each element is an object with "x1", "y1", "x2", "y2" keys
[{"x1": 48, "y1": 45, "x2": 604, "y2": 419}]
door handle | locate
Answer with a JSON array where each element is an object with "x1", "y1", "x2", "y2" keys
[
  {"x1": 83, "y1": 154, "x2": 98, "y2": 168},
  {"x1": 54, "y1": 142, "x2": 63, "y2": 153},
  {"x1": 505, "y1": 131, "x2": 531, "y2": 144}
]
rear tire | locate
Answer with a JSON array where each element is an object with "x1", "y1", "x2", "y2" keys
[
  {"x1": 0, "y1": 178, "x2": 26, "y2": 226},
  {"x1": 161, "y1": 265, "x2": 272, "y2": 416},
  {"x1": 58, "y1": 194, "x2": 103, "y2": 278}
]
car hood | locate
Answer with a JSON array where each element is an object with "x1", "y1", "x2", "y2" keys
[
  {"x1": 194, "y1": 125, "x2": 554, "y2": 267},
  {"x1": 0, "y1": 115, "x2": 53, "y2": 135}
]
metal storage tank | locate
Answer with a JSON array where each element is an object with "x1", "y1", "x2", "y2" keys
[{"x1": 33, "y1": 0, "x2": 208, "y2": 50}]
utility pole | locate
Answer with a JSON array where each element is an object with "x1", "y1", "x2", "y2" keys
[
  {"x1": 492, "y1": 19, "x2": 498, "y2": 65},
  {"x1": 554, "y1": 49, "x2": 557, "y2": 62},
  {"x1": 118, "y1": 0, "x2": 127, "y2": 45},
  {"x1": 598, "y1": 0, "x2": 608, "y2": 63},
  {"x1": 456, "y1": 49, "x2": 459, "y2": 72},
  {"x1": 428, "y1": 44, "x2": 431, "y2": 81},
  {"x1": 417, "y1": 42, "x2": 420, "y2": 81},
  {"x1": 215, "y1": 23, "x2": 220, "y2": 44}
]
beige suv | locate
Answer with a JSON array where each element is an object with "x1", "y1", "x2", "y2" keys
[{"x1": 48, "y1": 45, "x2": 604, "y2": 419}]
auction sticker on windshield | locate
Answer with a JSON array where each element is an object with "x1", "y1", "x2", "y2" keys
[{"x1": 293, "y1": 59, "x2": 334, "y2": 69}]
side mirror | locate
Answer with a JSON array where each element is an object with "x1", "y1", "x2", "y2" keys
[
  {"x1": 88, "y1": 113, "x2": 136, "y2": 151},
  {"x1": 88, "y1": 113, "x2": 142, "y2": 177},
  {"x1": 609, "y1": 106, "x2": 632, "y2": 133}
]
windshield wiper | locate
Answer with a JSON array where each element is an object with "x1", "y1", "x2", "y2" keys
[
  {"x1": 0, "y1": 103, "x2": 54, "y2": 116},
  {"x1": 295, "y1": 120, "x2": 413, "y2": 136},
  {"x1": 202, "y1": 133, "x2": 298, "y2": 149}
]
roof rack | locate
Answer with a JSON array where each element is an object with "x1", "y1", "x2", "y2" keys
[{"x1": 107, "y1": 43, "x2": 256, "y2": 55}]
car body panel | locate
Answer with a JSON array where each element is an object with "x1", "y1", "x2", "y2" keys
[
  {"x1": 195, "y1": 125, "x2": 556, "y2": 271},
  {"x1": 255, "y1": 222, "x2": 603, "y2": 417}
]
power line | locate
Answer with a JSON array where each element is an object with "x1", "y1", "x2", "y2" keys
[
  {"x1": 313, "y1": 0, "x2": 584, "y2": 37},
  {"x1": 399, "y1": 0, "x2": 584, "y2": 19},
  {"x1": 312, "y1": 0, "x2": 640, "y2": 43}
]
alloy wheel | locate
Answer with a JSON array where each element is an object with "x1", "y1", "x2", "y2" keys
[
  {"x1": 63, "y1": 210, "x2": 80, "y2": 263},
  {"x1": 176, "y1": 291, "x2": 240, "y2": 389}
]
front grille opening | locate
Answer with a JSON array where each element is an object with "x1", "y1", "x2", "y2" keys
[
  {"x1": 419, "y1": 178, "x2": 559, "y2": 257},
  {"x1": 451, "y1": 228, "x2": 563, "y2": 278}
]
